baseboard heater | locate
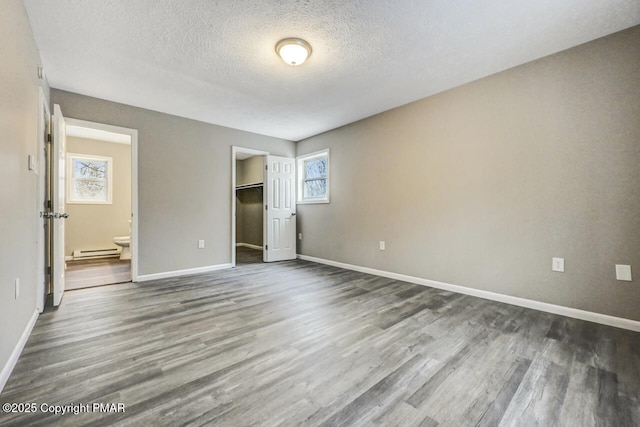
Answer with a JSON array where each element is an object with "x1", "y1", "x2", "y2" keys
[{"x1": 72, "y1": 248, "x2": 120, "y2": 260}]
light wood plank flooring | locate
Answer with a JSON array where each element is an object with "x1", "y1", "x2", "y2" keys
[
  {"x1": 1, "y1": 247, "x2": 639, "y2": 426},
  {"x1": 65, "y1": 258, "x2": 131, "y2": 290}
]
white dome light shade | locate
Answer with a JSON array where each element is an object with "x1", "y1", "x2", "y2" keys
[{"x1": 275, "y1": 38, "x2": 312, "y2": 66}]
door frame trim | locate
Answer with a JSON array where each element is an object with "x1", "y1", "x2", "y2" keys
[
  {"x1": 63, "y1": 117, "x2": 139, "y2": 281},
  {"x1": 231, "y1": 146, "x2": 269, "y2": 267},
  {"x1": 36, "y1": 88, "x2": 50, "y2": 313}
]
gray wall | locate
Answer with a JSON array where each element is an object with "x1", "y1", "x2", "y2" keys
[
  {"x1": 296, "y1": 25, "x2": 640, "y2": 321},
  {"x1": 236, "y1": 157, "x2": 264, "y2": 246},
  {"x1": 0, "y1": 0, "x2": 49, "y2": 381},
  {"x1": 65, "y1": 136, "x2": 132, "y2": 256},
  {"x1": 51, "y1": 91, "x2": 294, "y2": 275}
]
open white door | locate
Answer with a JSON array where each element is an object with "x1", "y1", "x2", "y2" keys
[
  {"x1": 264, "y1": 155, "x2": 296, "y2": 262},
  {"x1": 52, "y1": 104, "x2": 68, "y2": 306}
]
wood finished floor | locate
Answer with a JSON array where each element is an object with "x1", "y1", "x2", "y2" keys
[
  {"x1": 1, "y1": 247, "x2": 639, "y2": 426},
  {"x1": 65, "y1": 258, "x2": 132, "y2": 290}
]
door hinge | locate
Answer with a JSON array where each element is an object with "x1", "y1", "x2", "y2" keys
[
  {"x1": 265, "y1": 205, "x2": 268, "y2": 210},
  {"x1": 47, "y1": 266, "x2": 51, "y2": 275},
  {"x1": 46, "y1": 133, "x2": 51, "y2": 143},
  {"x1": 47, "y1": 200, "x2": 51, "y2": 209},
  {"x1": 265, "y1": 165, "x2": 268, "y2": 171},
  {"x1": 265, "y1": 245, "x2": 268, "y2": 250}
]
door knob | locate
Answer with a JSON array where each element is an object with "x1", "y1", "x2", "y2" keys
[{"x1": 291, "y1": 212, "x2": 296, "y2": 216}]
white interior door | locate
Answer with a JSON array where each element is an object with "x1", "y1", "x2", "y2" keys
[
  {"x1": 52, "y1": 104, "x2": 67, "y2": 306},
  {"x1": 265, "y1": 155, "x2": 296, "y2": 262}
]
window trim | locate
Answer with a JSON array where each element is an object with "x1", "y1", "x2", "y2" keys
[
  {"x1": 66, "y1": 153, "x2": 113, "y2": 204},
  {"x1": 296, "y1": 148, "x2": 330, "y2": 204}
]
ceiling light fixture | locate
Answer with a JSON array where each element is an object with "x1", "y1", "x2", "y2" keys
[{"x1": 275, "y1": 38, "x2": 312, "y2": 66}]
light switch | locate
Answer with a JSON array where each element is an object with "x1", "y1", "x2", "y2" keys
[
  {"x1": 615, "y1": 264, "x2": 632, "y2": 281},
  {"x1": 28, "y1": 154, "x2": 37, "y2": 172},
  {"x1": 198, "y1": 240, "x2": 205, "y2": 249},
  {"x1": 379, "y1": 241, "x2": 385, "y2": 251}
]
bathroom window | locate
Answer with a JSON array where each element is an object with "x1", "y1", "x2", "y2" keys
[
  {"x1": 66, "y1": 153, "x2": 113, "y2": 204},
  {"x1": 297, "y1": 149, "x2": 330, "y2": 204}
]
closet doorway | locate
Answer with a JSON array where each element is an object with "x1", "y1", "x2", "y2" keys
[{"x1": 231, "y1": 147, "x2": 268, "y2": 266}]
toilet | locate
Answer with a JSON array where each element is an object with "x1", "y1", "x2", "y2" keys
[
  {"x1": 113, "y1": 236, "x2": 131, "y2": 260},
  {"x1": 113, "y1": 220, "x2": 132, "y2": 260}
]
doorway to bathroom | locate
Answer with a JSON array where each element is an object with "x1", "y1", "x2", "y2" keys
[
  {"x1": 60, "y1": 118, "x2": 137, "y2": 291},
  {"x1": 42, "y1": 106, "x2": 138, "y2": 306}
]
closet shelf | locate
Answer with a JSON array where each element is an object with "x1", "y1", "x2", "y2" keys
[{"x1": 235, "y1": 182, "x2": 264, "y2": 190}]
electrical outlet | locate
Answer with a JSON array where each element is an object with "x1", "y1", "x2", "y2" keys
[
  {"x1": 198, "y1": 240, "x2": 205, "y2": 249},
  {"x1": 552, "y1": 257, "x2": 564, "y2": 272},
  {"x1": 15, "y1": 278, "x2": 20, "y2": 299},
  {"x1": 615, "y1": 264, "x2": 632, "y2": 281},
  {"x1": 379, "y1": 241, "x2": 385, "y2": 251},
  {"x1": 298, "y1": 233, "x2": 302, "y2": 240}
]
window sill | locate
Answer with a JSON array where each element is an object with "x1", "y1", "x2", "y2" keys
[{"x1": 297, "y1": 199, "x2": 330, "y2": 205}]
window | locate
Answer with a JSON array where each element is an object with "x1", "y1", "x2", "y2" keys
[
  {"x1": 66, "y1": 153, "x2": 113, "y2": 204},
  {"x1": 297, "y1": 149, "x2": 330, "y2": 204}
]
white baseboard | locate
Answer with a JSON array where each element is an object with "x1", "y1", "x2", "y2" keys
[
  {"x1": 137, "y1": 263, "x2": 233, "y2": 282},
  {"x1": 236, "y1": 243, "x2": 263, "y2": 251},
  {"x1": 0, "y1": 309, "x2": 38, "y2": 393},
  {"x1": 297, "y1": 254, "x2": 640, "y2": 332}
]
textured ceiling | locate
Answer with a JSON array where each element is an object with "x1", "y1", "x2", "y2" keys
[{"x1": 23, "y1": 0, "x2": 640, "y2": 141}]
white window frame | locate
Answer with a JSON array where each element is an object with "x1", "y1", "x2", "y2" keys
[
  {"x1": 296, "y1": 148, "x2": 330, "y2": 204},
  {"x1": 66, "y1": 153, "x2": 113, "y2": 204}
]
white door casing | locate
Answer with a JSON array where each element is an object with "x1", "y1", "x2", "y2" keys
[
  {"x1": 52, "y1": 104, "x2": 67, "y2": 306},
  {"x1": 36, "y1": 89, "x2": 50, "y2": 312},
  {"x1": 264, "y1": 155, "x2": 296, "y2": 262}
]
